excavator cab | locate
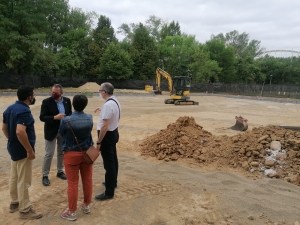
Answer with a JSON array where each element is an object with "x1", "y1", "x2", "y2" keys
[
  {"x1": 172, "y1": 76, "x2": 191, "y2": 96},
  {"x1": 154, "y1": 67, "x2": 198, "y2": 105}
]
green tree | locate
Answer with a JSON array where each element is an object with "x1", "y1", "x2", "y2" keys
[
  {"x1": 56, "y1": 28, "x2": 88, "y2": 78},
  {"x1": 118, "y1": 16, "x2": 181, "y2": 43},
  {"x1": 160, "y1": 20, "x2": 181, "y2": 41},
  {"x1": 0, "y1": 0, "x2": 53, "y2": 74},
  {"x1": 88, "y1": 15, "x2": 117, "y2": 77},
  {"x1": 256, "y1": 56, "x2": 300, "y2": 84},
  {"x1": 130, "y1": 23, "x2": 158, "y2": 79},
  {"x1": 145, "y1": 15, "x2": 165, "y2": 42},
  {"x1": 99, "y1": 43, "x2": 133, "y2": 79},
  {"x1": 189, "y1": 44, "x2": 221, "y2": 82},
  {"x1": 212, "y1": 30, "x2": 265, "y2": 58},
  {"x1": 117, "y1": 22, "x2": 139, "y2": 43},
  {"x1": 205, "y1": 39, "x2": 236, "y2": 82},
  {"x1": 0, "y1": 0, "x2": 94, "y2": 77},
  {"x1": 158, "y1": 35, "x2": 197, "y2": 76},
  {"x1": 58, "y1": 8, "x2": 95, "y2": 77},
  {"x1": 235, "y1": 56, "x2": 264, "y2": 83}
]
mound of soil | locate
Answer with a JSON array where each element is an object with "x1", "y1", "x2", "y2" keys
[
  {"x1": 140, "y1": 116, "x2": 300, "y2": 186},
  {"x1": 77, "y1": 82, "x2": 100, "y2": 91},
  {"x1": 76, "y1": 82, "x2": 148, "y2": 94}
]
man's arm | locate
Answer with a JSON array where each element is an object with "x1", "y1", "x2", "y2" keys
[
  {"x1": 67, "y1": 98, "x2": 72, "y2": 116},
  {"x1": 16, "y1": 124, "x2": 35, "y2": 160},
  {"x1": 2, "y1": 123, "x2": 8, "y2": 139},
  {"x1": 96, "y1": 119, "x2": 109, "y2": 149},
  {"x1": 58, "y1": 118, "x2": 67, "y2": 136},
  {"x1": 40, "y1": 99, "x2": 65, "y2": 122},
  {"x1": 40, "y1": 99, "x2": 55, "y2": 123}
]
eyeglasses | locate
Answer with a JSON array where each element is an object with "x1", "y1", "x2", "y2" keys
[{"x1": 98, "y1": 90, "x2": 104, "y2": 93}]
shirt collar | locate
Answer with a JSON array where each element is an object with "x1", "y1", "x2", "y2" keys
[
  {"x1": 55, "y1": 96, "x2": 64, "y2": 103},
  {"x1": 16, "y1": 101, "x2": 29, "y2": 108}
]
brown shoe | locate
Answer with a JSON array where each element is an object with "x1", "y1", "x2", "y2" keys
[
  {"x1": 19, "y1": 208, "x2": 43, "y2": 220},
  {"x1": 9, "y1": 203, "x2": 19, "y2": 213}
]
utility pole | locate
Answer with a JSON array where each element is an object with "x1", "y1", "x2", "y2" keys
[
  {"x1": 260, "y1": 82, "x2": 265, "y2": 97},
  {"x1": 269, "y1": 75, "x2": 273, "y2": 93}
]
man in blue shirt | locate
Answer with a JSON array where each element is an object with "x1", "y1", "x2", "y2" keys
[{"x1": 2, "y1": 85, "x2": 42, "y2": 220}]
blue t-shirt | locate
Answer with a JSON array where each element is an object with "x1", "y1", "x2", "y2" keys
[{"x1": 3, "y1": 101, "x2": 36, "y2": 161}]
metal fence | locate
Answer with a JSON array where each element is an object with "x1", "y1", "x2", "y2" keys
[{"x1": 1, "y1": 74, "x2": 300, "y2": 99}]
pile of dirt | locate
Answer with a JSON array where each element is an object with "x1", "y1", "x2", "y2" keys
[
  {"x1": 77, "y1": 82, "x2": 100, "y2": 91},
  {"x1": 140, "y1": 116, "x2": 300, "y2": 186},
  {"x1": 76, "y1": 82, "x2": 148, "y2": 94}
]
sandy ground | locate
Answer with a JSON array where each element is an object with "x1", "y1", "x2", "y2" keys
[{"x1": 1, "y1": 84, "x2": 300, "y2": 225}]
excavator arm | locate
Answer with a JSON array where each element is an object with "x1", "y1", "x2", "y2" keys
[{"x1": 154, "y1": 67, "x2": 173, "y2": 94}]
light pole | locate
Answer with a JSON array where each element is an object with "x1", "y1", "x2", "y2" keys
[
  {"x1": 260, "y1": 81, "x2": 265, "y2": 97},
  {"x1": 269, "y1": 75, "x2": 273, "y2": 93},
  {"x1": 187, "y1": 69, "x2": 190, "y2": 76}
]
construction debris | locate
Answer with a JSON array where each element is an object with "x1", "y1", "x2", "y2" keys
[{"x1": 140, "y1": 116, "x2": 300, "y2": 187}]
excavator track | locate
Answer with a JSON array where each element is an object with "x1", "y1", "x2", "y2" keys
[
  {"x1": 164, "y1": 99, "x2": 198, "y2": 105},
  {"x1": 174, "y1": 100, "x2": 199, "y2": 105},
  {"x1": 164, "y1": 99, "x2": 175, "y2": 104}
]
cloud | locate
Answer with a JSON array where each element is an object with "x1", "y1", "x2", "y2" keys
[{"x1": 69, "y1": 0, "x2": 300, "y2": 54}]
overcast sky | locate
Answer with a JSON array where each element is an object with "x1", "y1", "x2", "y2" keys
[{"x1": 68, "y1": 0, "x2": 300, "y2": 56}]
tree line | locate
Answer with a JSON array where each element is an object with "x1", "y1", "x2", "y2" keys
[{"x1": 1, "y1": 0, "x2": 299, "y2": 84}]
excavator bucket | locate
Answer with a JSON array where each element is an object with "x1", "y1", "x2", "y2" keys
[{"x1": 230, "y1": 116, "x2": 248, "y2": 131}]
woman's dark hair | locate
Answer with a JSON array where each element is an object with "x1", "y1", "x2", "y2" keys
[
  {"x1": 72, "y1": 94, "x2": 88, "y2": 112},
  {"x1": 17, "y1": 85, "x2": 34, "y2": 101}
]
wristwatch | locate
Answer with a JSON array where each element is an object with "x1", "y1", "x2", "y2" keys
[{"x1": 96, "y1": 142, "x2": 101, "y2": 145}]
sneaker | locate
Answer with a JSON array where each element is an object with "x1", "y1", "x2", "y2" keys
[
  {"x1": 9, "y1": 203, "x2": 19, "y2": 213},
  {"x1": 80, "y1": 203, "x2": 90, "y2": 214},
  {"x1": 19, "y1": 208, "x2": 43, "y2": 220},
  {"x1": 61, "y1": 208, "x2": 76, "y2": 221}
]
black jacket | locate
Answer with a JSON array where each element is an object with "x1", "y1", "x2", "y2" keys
[{"x1": 40, "y1": 96, "x2": 72, "y2": 141}]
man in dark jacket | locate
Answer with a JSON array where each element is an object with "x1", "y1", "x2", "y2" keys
[{"x1": 40, "y1": 84, "x2": 72, "y2": 186}]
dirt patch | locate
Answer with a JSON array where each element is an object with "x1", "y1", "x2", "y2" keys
[
  {"x1": 76, "y1": 82, "x2": 149, "y2": 94},
  {"x1": 2, "y1": 94, "x2": 300, "y2": 225},
  {"x1": 140, "y1": 116, "x2": 300, "y2": 186}
]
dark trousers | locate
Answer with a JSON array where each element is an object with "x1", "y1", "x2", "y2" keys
[{"x1": 98, "y1": 129, "x2": 119, "y2": 196}]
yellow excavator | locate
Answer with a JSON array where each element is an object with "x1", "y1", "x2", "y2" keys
[{"x1": 154, "y1": 67, "x2": 198, "y2": 105}]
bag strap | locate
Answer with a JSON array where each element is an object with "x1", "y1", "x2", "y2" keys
[
  {"x1": 66, "y1": 117, "x2": 83, "y2": 152},
  {"x1": 106, "y1": 98, "x2": 120, "y2": 120}
]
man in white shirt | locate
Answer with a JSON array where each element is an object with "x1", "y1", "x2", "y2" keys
[{"x1": 94, "y1": 82, "x2": 121, "y2": 200}]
